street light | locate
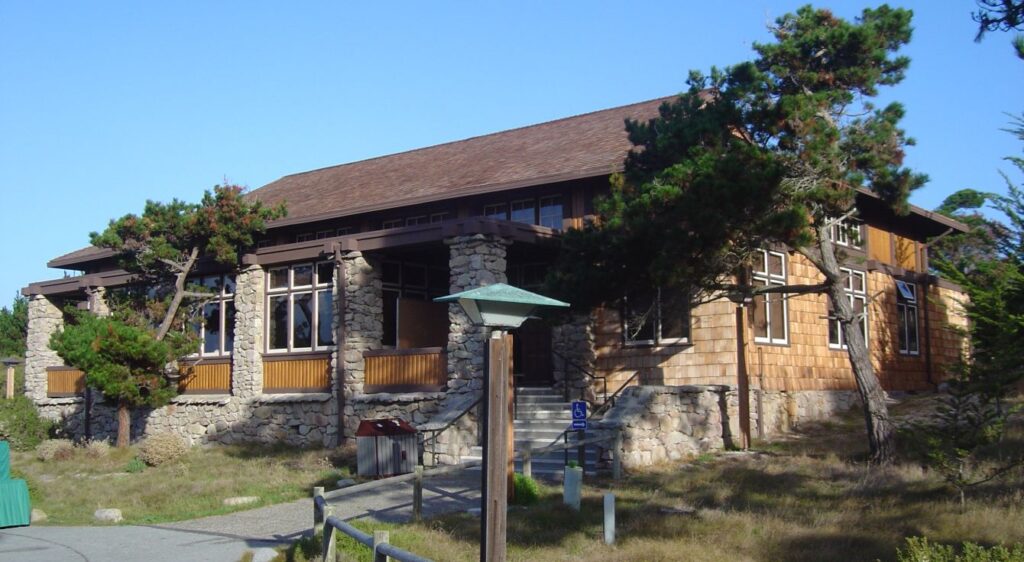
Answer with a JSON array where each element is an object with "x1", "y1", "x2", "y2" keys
[
  {"x1": 435, "y1": 283, "x2": 568, "y2": 562},
  {"x1": 2, "y1": 357, "x2": 22, "y2": 399}
]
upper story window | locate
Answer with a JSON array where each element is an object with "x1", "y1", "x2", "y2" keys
[
  {"x1": 539, "y1": 195, "x2": 563, "y2": 229},
  {"x1": 266, "y1": 262, "x2": 335, "y2": 353},
  {"x1": 430, "y1": 212, "x2": 449, "y2": 223},
  {"x1": 406, "y1": 215, "x2": 429, "y2": 226},
  {"x1": 336, "y1": 227, "x2": 354, "y2": 236},
  {"x1": 381, "y1": 219, "x2": 403, "y2": 230},
  {"x1": 484, "y1": 203, "x2": 508, "y2": 220},
  {"x1": 316, "y1": 230, "x2": 333, "y2": 240},
  {"x1": 623, "y1": 287, "x2": 690, "y2": 346},
  {"x1": 829, "y1": 217, "x2": 863, "y2": 249},
  {"x1": 295, "y1": 232, "x2": 315, "y2": 243},
  {"x1": 829, "y1": 268, "x2": 867, "y2": 349},
  {"x1": 482, "y1": 196, "x2": 565, "y2": 230},
  {"x1": 896, "y1": 280, "x2": 919, "y2": 355},
  {"x1": 751, "y1": 249, "x2": 788, "y2": 344},
  {"x1": 194, "y1": 274, "x2": 236, "y2": 357}
]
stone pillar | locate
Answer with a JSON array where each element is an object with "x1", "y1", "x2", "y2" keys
[
  {"x1": 551, "y1": 312, "x2": 597, "y2": 400},
  {"x1": 231, "y1": 264, "x2": 264, "y2": 398},
  {"x1": 85, "y1": 287, "x2": 110, "y2": 317},
  {"x1": 24, "y1": 295, "x2": 64, "y2": 401},
  {"x1": 444, "y1": 234, "x2": 510, "y2": 394},
  {"x1": 340, "y1": 251, "x2": 383, "y2": 437}
]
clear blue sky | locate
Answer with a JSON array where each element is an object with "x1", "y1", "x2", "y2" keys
[{"x1": 2, "y1": 1, "x2": 1021, "y2": 304}]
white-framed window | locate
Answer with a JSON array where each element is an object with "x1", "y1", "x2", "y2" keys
[
  {"x1": 194, "y1": 274, "x2": 236, "y2": 357},
  {"x1": 381, "y1": 219, "x2": 403, "y2": 230},
  {"x1": 430, "y1": 212, "x2": 449, "y2": 223},
  {"x1": 257, "y1": 239, "x2": 272, "y2": 249},
  {"x1": 315, "y1": 230, "x2": 333, "y2": 240},
  {"x1": 751, "y1": 249, "x2": 788, "y2": 344},
  {"x1": 266, "y1": 262, "x2": 335, "y2": 353},
  {"x1": 539, "y1": 195, "x2": 563, "y2": 229},
  {"x1": 829, "y1": 217, "x2": 863, "y2": 249},
  {"x1": 896, "y1": 280, "x2": 919, "y2": 355},
  {"x1": 336, "y1": 227, "x2": 353, "y2": 236},
  {"x1": 295, "y1": 232, "x2": 315, "y2": 243},
  {"x1": 623, "y1": 287, "x2": 690, "y2": 346},
  {"x1": 510, "y1": 199, "x2": 536, "y2": 224},
  {"x1": 484, "y1": 203, "x2": 508, "y2": 220},
  {"x1": 829, "y1": 268, "x2": 867, "y2": 349},
  {"x1": 406, "y1": 215, "x2": 429, "y2": 226}
]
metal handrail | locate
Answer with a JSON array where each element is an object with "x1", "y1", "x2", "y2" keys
[
  {"x1": 550, "y1": 369, "x2": 640, "y2": 469},
  {"x1": 420, "y1": 395, "x2": 482, "y2": 467},
  {"x1": 551, "y1": 349, "x2": 609, "y2": 407}
]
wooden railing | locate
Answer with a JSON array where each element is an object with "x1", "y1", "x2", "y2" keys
[
  {"x1": 46, "y1": 367, "x2": 85, "y2": 397},
  {"x1": 364, "y1": 348, "x2": 447, "y2": 393},
  {"x1": 178, "y1": 361, "x2": 231, "y2": 394},
  {"x1": 263, "y1": 355, "x2": 331, "y2": 392}
]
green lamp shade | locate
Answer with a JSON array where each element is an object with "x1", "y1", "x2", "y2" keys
[{"x1": 435, "y1": 283, "x2": 569, "y2": 328}]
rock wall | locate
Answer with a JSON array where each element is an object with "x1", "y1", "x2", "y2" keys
[
  {"x1": 551, "y1": 312, "x2": 597, "y2": 401},
  {"x1": 340, "y1": 251, "x2": 384, "y2": 439},
  {"x1": 752, "y1": 389, "x2": 861, "y2": 436},
  {"x1": 595, "y1": 385, "x2": 738, "y2": 468},
  {"x1": 24, "y1": 295, "x2": 64, "y2": 402}
]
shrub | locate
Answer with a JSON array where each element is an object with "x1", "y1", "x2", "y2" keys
[
  {"x1": 512, "y1": 473, "x2": 541, "y2": 505},
  {"x1": 897, "y1": 537, "x2": 1024, "y2": 562},
  {"x1": 0, "y1": 395, "x2": 54, "y2": 451},
  {"x1": 124, "y1": 457, "x2": 145, "y2": 474},
  {"x1": 36, "y1": 439, "x2": 75, "y2": 462},
  {"x1": 81, "y1": 439, "x2": 111, "y2": 459},
  {"x1": 138, "y1": 433, "x2": 189, "y2": 466}
]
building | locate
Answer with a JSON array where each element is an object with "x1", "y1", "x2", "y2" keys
[{"x1": 22, "y1": 96, "x2": 968, "y2": 465}]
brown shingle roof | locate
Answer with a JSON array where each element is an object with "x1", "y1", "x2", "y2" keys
[{"x1": 248, "y1": 96, "x2": 675, "y2": 226}]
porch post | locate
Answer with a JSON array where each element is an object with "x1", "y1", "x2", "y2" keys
[
  {"x1": 339, "y1": 251, "x2": 383, "y2": 439},
  {"x1": 24, "y1": 294, "x2": 64, "y2": 402}
]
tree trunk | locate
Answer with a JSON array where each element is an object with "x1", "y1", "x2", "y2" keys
[
  {"x1": 155, "y1": 246, "x2": 200, "y2": 341},
  {"x1": 116, "y1": 399, "x2": 131, "y2": 448},
  {"x1": 814, "y1": 225, "x2": 896, "y2": 465}
]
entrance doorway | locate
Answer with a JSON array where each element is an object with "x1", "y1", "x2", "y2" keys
[{"x1": 512, "y1": 318, "x2": 553, "y2": 386}]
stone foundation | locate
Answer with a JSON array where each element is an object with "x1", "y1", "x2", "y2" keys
[{"x1": 751, "y1": 389, "x2": 862, "y2": 437}]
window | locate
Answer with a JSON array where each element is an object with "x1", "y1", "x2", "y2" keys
[
  {"x1": 381, "y1": 219, "x2": 403, "y2": 230},
  {"x1": 430, "y1": 212, "x2": 449, "y2": 223},
  {"x1": 257, "y1": 239, "x2": 272, "y2": 249},
  {"x1": 623, "y1": 287, "x2": 690, "y2": 346},
  {"x1": 510, "y1": 199, "x2": 535, "y2": 224},
  {"x1": 295, "y1": 232, "x2": 314, "y2": 243},
  {"x1": 829, "y1": 217, "x2": 862, "y2": 249},
  {"x1": 828, "y1": 269, "x2": 867, "y2": 349},
  {"x1": 751, "y1": 250, "x2": 788, "y2": 344},
  {"x1": 266, "y1": 262, "x2": 335, "y2": 353},
  {"x1": 194, "y1": 274, "x2": 236, "y2": 357},
  {"x1": 896, "y1": 280, "x2": 919, "y2": 355},
  {"x1": 315, "y1": 230, "x2": 333, "y2": 240},
  {"x1": 336, "y1": 227, "x2": 353, "y2": 236},
  {"x1": 380, "y1": 259, "x2": 449, "y2": 347},
  {"x1": 539, "y1": 196, "x2": 563, "y2": 229},
  {"x1": 483, "y1": 203, "x2": 508, "y2": 220},
  {"x1": 406, "y1": 215, "x2": 429, "y2": 226},
  {"x1": 508, "y1": 263, "x2": 547, "y2": 290}
]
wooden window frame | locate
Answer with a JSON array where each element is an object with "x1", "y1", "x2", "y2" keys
[
  {"x1": 896, "y1": 280, "x2": 920, "y2": 355},
  {"x1": 828, "y1": 268, "x2": 867, "y2": 350},
  {"x1": 623, "y1": 287, "x2": 690, "y2": 347},
  {"x1": 265, "y1": 262, "x2": 335, "y2": 354},
  {"x1": 752, "y1": 249, "x2": 789, "y2": 345}
]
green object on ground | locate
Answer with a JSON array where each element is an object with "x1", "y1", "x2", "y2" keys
[{"x1": 0, "y1": 440, "x2": 31, "y2": 527}]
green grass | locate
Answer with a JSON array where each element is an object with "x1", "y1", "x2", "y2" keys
[
  {"x1": 283, "y1": 395, "x2": 1024, "y2": 562},
  {"x1": 11, "y1": 442, "x2": 357, "y2": 525}
]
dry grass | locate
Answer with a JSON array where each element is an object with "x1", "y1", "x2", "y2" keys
[
  {"x1": 320, "y1": 396, "x2": 1024, "y2": 562},
  {"x1": 11, "y1": 442, "x2": 357, "y2": 525}
]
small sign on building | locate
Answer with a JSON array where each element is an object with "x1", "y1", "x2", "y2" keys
[{"x1": 571, "y1": 400, "x2": 587, "y2": 430}]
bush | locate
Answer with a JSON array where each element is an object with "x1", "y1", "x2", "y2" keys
[
  {"x1": 36, "y1": 439, "x2": 75, "y2": 462},
  {"x1": 897, "y1": 537, "x2": 1024, "y2": 562},
  {"x1": 512, "y1": 473, "x2": 541, "y2": 505},
  {"x1": 124, "y1": 457, "x2": 145, "y2": 473},
  {"x1": 138, "y1": 433, "x2": 189, "y2": 466},
  {"x1": 80, "y1": 439, "x2": 111, "y2": 459},
  {"x1": 0, "y1": 395, "x2": 53, "y2": 451}
]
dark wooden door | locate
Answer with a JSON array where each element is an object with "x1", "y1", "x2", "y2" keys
[{"x1": 513, "y1": 319, "x2": 553, "y2": 386}]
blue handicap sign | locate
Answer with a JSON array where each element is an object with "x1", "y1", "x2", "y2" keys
[{"x1": 571, "y1": 401, "x2": 587, "y2": 430}]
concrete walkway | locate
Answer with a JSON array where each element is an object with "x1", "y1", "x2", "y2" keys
[{"x1": 0, "y1": 469, "x2": 481, "y2": 562}]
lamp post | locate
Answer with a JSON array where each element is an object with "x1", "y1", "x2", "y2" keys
[
  {"x1": 2, "y1": 357, "x2": 22, "y2": 399},
  {"x1": 435, "y1": 283, "x2": 568, "y2": 562}
]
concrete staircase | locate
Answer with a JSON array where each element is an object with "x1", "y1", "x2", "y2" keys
[{"x1": 463, "y1": 386, "x2": 601, "y2": 480}]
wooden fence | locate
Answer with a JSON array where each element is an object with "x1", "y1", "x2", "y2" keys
[
  {"x1": 46, "y1": 367, "x2": 85, "y2": 397},
  {"x1": 364, "y1": 348, "x2": 446, "y2": 393},
  {"x1": 178, "y1": 361, "x2": 231, "y2": 394},
  {"x1": 263, "y1": 356, "x2": 331, "y2": 392}
]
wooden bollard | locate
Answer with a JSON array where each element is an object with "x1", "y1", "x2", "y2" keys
[
  {"x1": 313, "y1": 486, "x2": 325, "y2": 536},
  {"x1": 413, "y1": 465, "x2": 423, "y2": 521},
  {"x1": 604, "y1": 493, "x2": 616, "y2": 545},
  {"x1": 322, "y1": 504, "x2": 337, "y2": 562},
  {"x1": 373, "y1": 530, "x2": 390, "y2": 562},
  {"x1": 522, "y1": 449, "x2": 532, "y2": 479}
]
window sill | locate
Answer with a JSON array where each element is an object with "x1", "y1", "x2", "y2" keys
[
  {"x1": 352, "y1": 391, "x2": 446, "y2": 404},
  {"x1": 172, "y1": 394, "x2": 232, "y2": 405},
  {"x1": 753, "y1": 340, "x2": 790, "y2": 348},
  {"x1": 255, "y1": 392, "x2": 333, "y2": 403},
  {"x1": 39, "y1": 396, "x2": 84, "y2": 405},
  {"x1": 262, "y1": 351, "x2": 333, "y2": 361}
]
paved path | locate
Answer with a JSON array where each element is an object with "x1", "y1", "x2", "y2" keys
[{"x1": 0, "y1": 469, "x2": 481, "y2": 562}]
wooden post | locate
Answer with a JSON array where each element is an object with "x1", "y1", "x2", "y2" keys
[
  {"x1": 735, "y1": 306, "x2": 751, "y2": 449},
  {"x1": 506, "y1": 335, "x2": 515, "y2": 502},
  {"x1": 482, "y1": 331, "x2": 510, "y2": 562},
  {"x1": 313, "y1": 486, "x2": 325, "y2": 536},
  {"x1": 322, "y1": 504, "x2": 337, "y2": 562},
  {"x1": 4, "y1": 365, "x2": 13, "y2": 399},
  {"x1": 612, "y1": 430, "x2": 622, "y2": 481},
  {"x1": 413, "y1": 465, "x2": 423, "y2": 521},
  {"x1": 373, "y1": 530, "x2": 390, "y2": 562}
]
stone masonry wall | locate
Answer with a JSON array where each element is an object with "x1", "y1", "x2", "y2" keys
[
  {"x1": 594, "y1": 385, "x2": 739, "y2": 469},
  {"x1": 340, "y1": 251, "x2": 384, "y2": 439},
  {"x1": 551, "y1": 312, "x2": 597, "y2": 401},
  {"x1": 24, "y1": 295, "x2": 63, "y2": 402}
]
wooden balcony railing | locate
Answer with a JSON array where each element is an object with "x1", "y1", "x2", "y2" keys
[
  {"x1": 178, "y1": 360, "x2": 232, "y2": 394},
  {"x1": 47, "y1": 367, "x2": 85, "y2": 397},
  {"x1": 263, "y1": 355, "x2": 331, "y2": 393},
  {"x1": 364, "y1": 348, "x2": 447, "y2": 393}
]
